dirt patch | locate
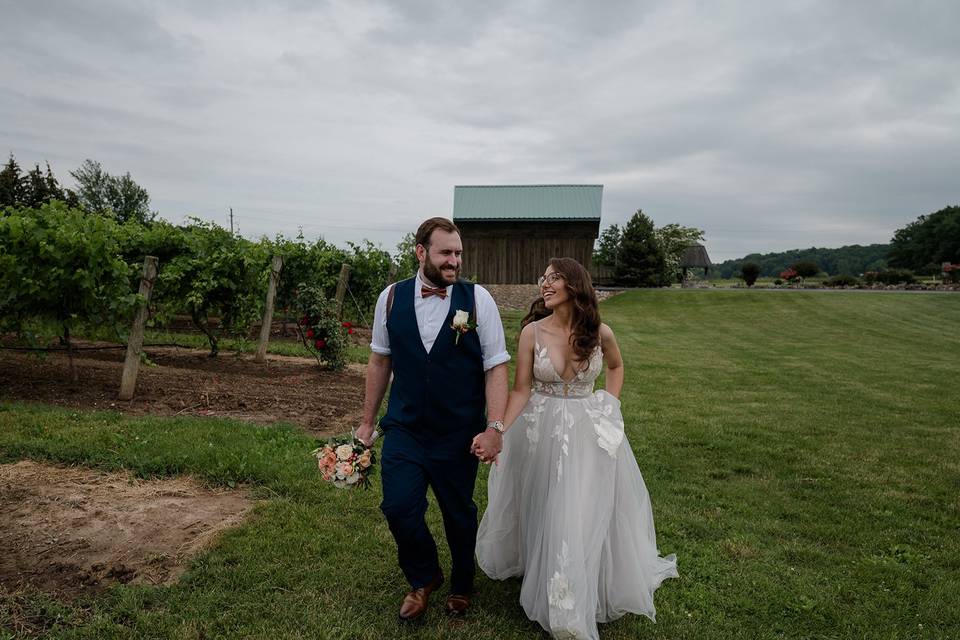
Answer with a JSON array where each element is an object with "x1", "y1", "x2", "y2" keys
[
  {"x1": 0, "y1": 343, "x2": 365, "y2": 437},
  {"x1": 0, "y1": 460, "x2": 252, "y2": 599}
]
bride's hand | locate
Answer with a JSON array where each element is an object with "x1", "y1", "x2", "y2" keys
[{"x1": 471, "y1": 432, "x2": 501, "y2": 465}]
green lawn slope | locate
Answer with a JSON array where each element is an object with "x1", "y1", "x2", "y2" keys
[{"x1": 2, "y1": 290, "x2": 957, "y2": 639}]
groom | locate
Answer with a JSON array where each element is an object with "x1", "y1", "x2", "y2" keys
[{"x1": 356, "y1": 217, "x2": 508, "y2": 621}]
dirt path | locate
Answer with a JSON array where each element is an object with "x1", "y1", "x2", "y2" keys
[
  {"x1": 0, "y1": 460, "x2": 252, "y2": 600},
  {"x1": 0, "y1": 343, "x2": 366, "y2": 437}
]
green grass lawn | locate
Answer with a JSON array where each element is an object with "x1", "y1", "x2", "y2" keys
[{"x1": 2, "y1": 290, "x2": 958, "y2": 639}]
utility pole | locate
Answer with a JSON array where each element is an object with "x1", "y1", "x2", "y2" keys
[{"x1": 229, "y1": 207, "x2": 234, "y2": 235}]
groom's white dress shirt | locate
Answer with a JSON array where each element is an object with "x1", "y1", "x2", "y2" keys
[{"x1": 370, "y1": 273, "x2": 510, "y2": 371}]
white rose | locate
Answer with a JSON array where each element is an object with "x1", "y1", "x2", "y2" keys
[
  {"x1": 453, "y1": 309, "x2": 469, "y2": 327},
  {"x1": 335, "y1": 444, "x2": 354, "y2": 461}
]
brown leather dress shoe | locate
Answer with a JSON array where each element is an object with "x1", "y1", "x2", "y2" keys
[
  {"x1": 445, "y1": 593, "x2": 470, "y2": 618},
  {"x1": 398, "y1": 571, "x2": 444, "y2": 622}
]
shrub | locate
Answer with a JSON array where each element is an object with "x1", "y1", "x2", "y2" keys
[
  {"x1": 294, "y1": 282, "x2": 347, "y2": 371},
  {"x1": 155, "y1": 220, "x2": 270, "y2": 356},
  {"x1": 824, "y1": 275, "x2": 860, "y2": 287},
  {"x1": 741, "y1": 262, "x2": 761, "y2": 287},
  {"x1": 0, "y1": 203, "x2": 137, "y2": 380},
  {"x1": 864, "y1": 269, "x2": 916, "y2": 285},
  {"x1": 779, "y1": 268, "x2": 799, "y2": 283},
  {"x1": 774, "y1": 278, "x2": 783, "y2": 286},
  {"x1": 943, "y1": 263, "x2": 960, "y2": 283},
  {"x1": 790, "y1": 261, "x2": 821, "y2": 278}
]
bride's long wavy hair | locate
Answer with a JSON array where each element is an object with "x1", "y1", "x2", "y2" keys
[{"x1": 521, "y1": 257, "x2": 601, "y2": 362}]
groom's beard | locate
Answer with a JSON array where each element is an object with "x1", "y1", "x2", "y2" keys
[{"x1": 422, "y1": 259, "x2": 460, "y2": 287}]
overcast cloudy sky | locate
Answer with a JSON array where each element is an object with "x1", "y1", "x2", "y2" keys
[{"x1": 3, "y1": 1, "x2": 958, "y2": 261}]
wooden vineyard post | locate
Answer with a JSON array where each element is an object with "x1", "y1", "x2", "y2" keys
[
  {"x1": 255, "y1": 255, "x2": 284, "y2": 363},
  {"x1": 118, "y1": 256, "x2": 159, "y2": 400},
  {"x1": 335, "y1": 262, "x2": 352, "y2": 320}
]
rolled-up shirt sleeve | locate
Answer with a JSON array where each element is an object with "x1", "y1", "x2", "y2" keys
[
  {"x1": 474, "y1": 285, "x2": 511, "y2": 371},
  {"x1": 369, "y1": 286, "x2": 392, "y2": 356}
]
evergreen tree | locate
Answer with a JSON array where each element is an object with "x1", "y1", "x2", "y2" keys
[
  {"x1": 11, "y1": 160, "x2": 78, "y2": 209},
  {"x1": 593, "y1": 224, "x2": 622, "y2": 267},
  {"x1": 615, "y1": 209, "x2": 666, "y2": 287},
  {"x1": 0, "y1": 154, "x2": 23, "y2": 208},
  {"x1": 22, "y1": 164, "x2": 51, "y2": 208},
  {"x1": 44, "y1": 162, "x2": 78, "y2": 207}
]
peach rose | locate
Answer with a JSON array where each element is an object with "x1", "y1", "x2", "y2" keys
[
  {"x1": 358, "y1": 450, "x2": 372, "y2": 469},
  {"x1": 337, "y1": 462, "x2": 355, "y2": 478}
]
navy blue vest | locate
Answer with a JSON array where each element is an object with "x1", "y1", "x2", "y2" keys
[{"x1": 380, "y1": 278, "x2": 486, "y2": 441}]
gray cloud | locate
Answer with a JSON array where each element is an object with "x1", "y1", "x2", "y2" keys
[{"x1": 2, "y1": 0, "x2": 957, "y2": 261}]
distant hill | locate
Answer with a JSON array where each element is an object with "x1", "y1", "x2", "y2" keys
[{"x1": 713, "y1": 244, "x2": 890, "y2": 279}]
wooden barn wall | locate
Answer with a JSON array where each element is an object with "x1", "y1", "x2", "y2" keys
[{"x1": 456, "y1": 221, "x2": 599, "y2": 285}]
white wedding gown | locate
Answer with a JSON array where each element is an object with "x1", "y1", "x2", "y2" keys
[{"x1": 476, "y1": 323, "x2": 678, "y2": 640}]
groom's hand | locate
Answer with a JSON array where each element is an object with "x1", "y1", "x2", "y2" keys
[
  {"x1": 471, "y1": 430, "x2": 502, "y2": 465},
  {"x1": 356, "y1": 423, "x2": 375, "y2": 447}
]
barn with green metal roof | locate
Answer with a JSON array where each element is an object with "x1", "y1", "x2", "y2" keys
[{"x1": 452, "y1": 184, "x2": 603, "y2": 284}]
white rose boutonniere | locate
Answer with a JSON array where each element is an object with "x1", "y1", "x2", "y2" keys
[{"x1": 451, "y1": 309, "x2": 476, "y2": 345}]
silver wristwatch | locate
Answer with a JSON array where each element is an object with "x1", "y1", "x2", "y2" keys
[{"x1": 487, "y1": 420, "x2": 505, "y2": 434}]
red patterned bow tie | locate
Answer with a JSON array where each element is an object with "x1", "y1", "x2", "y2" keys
[{"x1": 421, "y1": 285, "x2": 448, "y2": 299}]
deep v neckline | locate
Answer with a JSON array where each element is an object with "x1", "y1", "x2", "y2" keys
[{"x1": 535, "y1": 321, "x2": 586, "y2": 384}]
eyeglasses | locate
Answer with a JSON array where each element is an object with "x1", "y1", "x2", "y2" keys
[{"x1": 537, "y1": 273, "x2": 565, "y2": 288}]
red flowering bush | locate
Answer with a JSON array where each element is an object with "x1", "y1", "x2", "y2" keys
[
  {"x1": 779, "y1": 268, "x2": 799, "y2": 283},
  {"x1": 294, "y1": 283, "x2": 347, "y2": 370},
  {"x1": 944, "y1": 263, "x2": 960, "y2": 283}
]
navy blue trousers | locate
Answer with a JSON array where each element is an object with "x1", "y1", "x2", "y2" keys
[{"x1": 380, "y1": 428, "x2": 480, "y2": 595}]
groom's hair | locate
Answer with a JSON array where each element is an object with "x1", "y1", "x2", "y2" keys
[{"x1": 416, "y1": 217, "x2": 460, "y2": 249}]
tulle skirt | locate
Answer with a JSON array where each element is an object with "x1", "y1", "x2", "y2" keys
[{"x1": 476, "y1": 389, "x2": 678, "y2": 640}]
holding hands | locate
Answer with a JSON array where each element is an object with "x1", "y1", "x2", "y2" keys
[{"x1": 471, "y1": 422, "x2": 504, "y2": 465}]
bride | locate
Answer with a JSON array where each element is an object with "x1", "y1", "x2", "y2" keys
[{"x1": 473, "y1": 257, "x2": 678, "y2": 640}]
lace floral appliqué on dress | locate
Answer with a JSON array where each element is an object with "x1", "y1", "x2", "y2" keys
[{"x1": 476, "y1": 321, "x2": 678, "y2": 640}]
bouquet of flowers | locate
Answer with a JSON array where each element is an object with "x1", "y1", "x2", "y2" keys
[{"x1": 312, "y1": 432, "x2": 377, "y2": 489}]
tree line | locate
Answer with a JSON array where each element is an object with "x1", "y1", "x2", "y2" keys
[
  {"x1": 712, "y1": 244, "x2": 891, "y2": 279},
  {"x1": 1, "y1": 155, "x2": 153, "y2": 224},
  {"x1": 594, "y1": 205, "x2": 960, "y2": 284}
]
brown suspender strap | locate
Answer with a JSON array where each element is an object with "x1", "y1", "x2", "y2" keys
[{"x1": 385, "y1": 283, "x2": 396, "y2": 319}]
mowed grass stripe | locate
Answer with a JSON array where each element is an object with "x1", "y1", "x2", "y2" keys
[
  {"x1": 599, "y1": 290, "x2": 958, "y2": 638},
  {"x1": 0, "y1": 289, "x2": 957, "y2": 639}
]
